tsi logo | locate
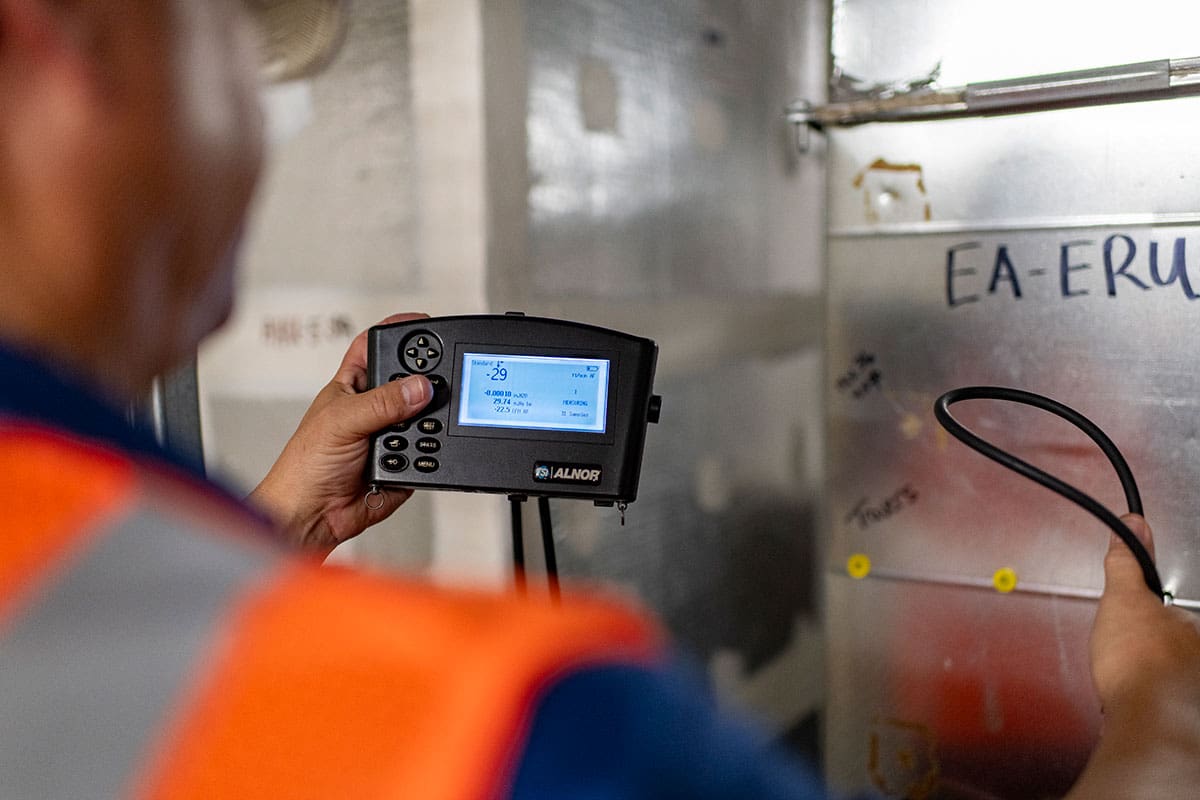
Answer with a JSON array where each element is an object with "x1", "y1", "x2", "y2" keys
[{"x1": 533, "y1": 461, "x2": 603, "y2": 485}]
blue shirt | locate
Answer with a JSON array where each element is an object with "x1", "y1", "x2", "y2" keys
[
  {"x1": 0, "y1": 344, "x2": 202, "y2": 476},
  {"x1": 0, "y1": 343, "x2": 829, "y2": 799}
]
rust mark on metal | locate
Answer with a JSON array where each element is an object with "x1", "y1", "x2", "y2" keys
[
  {"x1": 853, "y1": 158, "x2": 926, "y2": 191},
  {"x1": 853, "y1": 158, "x2": 933, "y2": 223},
  {"x1": 868, "y1": 717, "x2": 940, "y2": 799}
]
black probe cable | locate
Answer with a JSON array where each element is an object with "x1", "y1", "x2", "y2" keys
[
  {"x1": 933, "y1": 386, "x2": 1164, "y2": 600},
  {"x1": 509, "y1": 496, "x2": 526, "y2": 596},
  {"x1": 537, "y1": 497, "x2": 562, "y2": 605},
  {"x1": 510, "y1": 495, "x2": 561, "y2": 603}
]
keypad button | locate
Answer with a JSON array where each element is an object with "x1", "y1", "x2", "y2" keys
[
  {"x1": 415, "y1": 437, "x2": 441, "y2": 454},
  {"x1": 417, "y1": 418, "x2": 443, "y2": 435},
  {"x1": 405, "y1": 347, "x2": 419, "y2": 359},
  {"x1": 383, "y1": 435, "x2": 408, "y2": 452},
  {"x1": 426, "y1": 349, "x2": 440, "y2": 359},
  {"x1": 389, "y1": 373, "x2": 409, "y2": 382},
  {"x1": 379, "y1": 454, "x2": 408, "y2": 473},
  {"x1": 427, "y1": 374, "x2": 448, "y2": 398},
  {"x1": 413, "y1": 456, "x2": 439, "y2": 473},
  {"x1": 392, "y1": 420, "x2": 411, "y2": 433},
  {"x1": 414, "y1": 358, "x2": 427, "y2": 370},
  {"x1": 416, "y1": 336, "x2": 429, "y2": 348}
]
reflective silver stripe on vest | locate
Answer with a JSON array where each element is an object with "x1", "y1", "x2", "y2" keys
[{"x1": 0, "y1": 503, "x2": 279, "y2": 799}]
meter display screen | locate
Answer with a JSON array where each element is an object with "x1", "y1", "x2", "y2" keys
[{"x1": 458, "y1": 353, "x2": 609, "y2": 433}]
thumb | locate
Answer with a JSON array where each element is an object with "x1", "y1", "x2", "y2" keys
[
  {"x1": 1102, "y1": 514, "x2": 1158, "y2": 603},
  {"x1": 335, "y1": 375, "x2": 432, "y2": 438}
]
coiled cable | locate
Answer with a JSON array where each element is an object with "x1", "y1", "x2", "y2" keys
[{"x1": 934, "y1": 386, "x2": 1164, "y2": 600}]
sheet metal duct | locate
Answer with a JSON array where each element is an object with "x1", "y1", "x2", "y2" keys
[
  {"x1": 823, "y1": 1, "x2": 1200, "y2": 797},
  {"x1": 521, "y1": 0, "x2": 810, "y2": 299},
  {"x1": 506, "y1": 0, "x2": 827, "y2": 739}
]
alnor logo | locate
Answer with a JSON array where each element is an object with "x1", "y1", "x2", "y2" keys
[{"x1": 533, "y1": 462, "x2": 603, "y2": 485}]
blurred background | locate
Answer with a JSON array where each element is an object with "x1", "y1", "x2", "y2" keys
[{"x1": 191, "y1": 1, "x2": 1200, "y2": 797}]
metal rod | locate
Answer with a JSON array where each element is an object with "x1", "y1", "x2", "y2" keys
[
  {"x1": 966, "y1": 59, "x2": 1168, "y2": 112},
  {"x1": 788, "y1": 57, "x2": 1200, "y2": 132}
]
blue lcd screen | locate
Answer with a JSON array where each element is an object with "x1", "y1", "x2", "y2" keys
[{"x1": 458, "y1": 353, "x2": 609, "y2": 433}]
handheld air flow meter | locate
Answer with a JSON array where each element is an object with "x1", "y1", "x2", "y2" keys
[{"x1": 366, "y1": 314, "x2": 661, "y2": 508}]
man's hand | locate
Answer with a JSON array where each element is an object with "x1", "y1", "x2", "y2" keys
[
  {"x1": 1067, "y1": 514, "x2": 1200, "y2": 798},
  {"x1": 249, "y1": 313, "x2": 432, "y2": 557}
]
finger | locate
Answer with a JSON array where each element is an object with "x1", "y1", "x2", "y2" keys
[
  {"x1": 1102, "y1": 514, "x2": 1159, "y2": 606},
  {"x1": 1118, "y1": 512, "x2": 1155, "y2": 560},
  {"x1": 334, "y1": 375, "x2": 431, "y2": 438},
  {"x1": 334, "y1": 312, "x2": 430, "y2": 390}
]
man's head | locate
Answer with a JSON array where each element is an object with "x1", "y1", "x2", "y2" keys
[{"x1": 0, "y1": 0, "x2": 263, "y2": 402}]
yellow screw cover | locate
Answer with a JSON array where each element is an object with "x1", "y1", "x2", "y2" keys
[
  {"x1": 847, "y1": 553, "x2": 872, "y2": 580},
  {"x1": 993, "y1": 567, "x2": 1018, "y2": 593}
]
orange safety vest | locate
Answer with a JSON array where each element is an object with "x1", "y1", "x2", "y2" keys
[{"x1": 0, "y1": 425, "x2": 663, "y2": 799}]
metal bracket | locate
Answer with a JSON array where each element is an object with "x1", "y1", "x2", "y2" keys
[{"x1": 786, "y1": 100, "x2": 819, "y2": 154}]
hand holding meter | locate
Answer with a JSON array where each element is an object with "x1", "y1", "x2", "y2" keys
[{"x1": 366, "y1": 314, "x2": 661, "y2": 509}]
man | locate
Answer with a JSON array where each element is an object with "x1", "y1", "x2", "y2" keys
[{"x1": 0, "y1": 1, "x2": 1194, "y2": 797}]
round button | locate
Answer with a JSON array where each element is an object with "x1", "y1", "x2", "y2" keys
[
  {"x1": 383, "y1": 435, "x2": 408, "y2": 452},
  {"x1": 417, "y1": 418, "x2": 443, "y2": 435},
  {"x1": 413, "y1": 456, "x2": 439, "y2": 473},
  {"x1": 426, "y1": 374, "x2": 449, "y2": 408},
  {"x1": 391, "y1": 420, "x2": 411, "y2": 433},
  {"x1": 415, "y1": 437, "x2": 441, "y2": 454},
  {"x1": 379, "y1": 454, "x2": 409, "y2": 473}
]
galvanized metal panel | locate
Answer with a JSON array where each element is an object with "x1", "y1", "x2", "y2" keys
[
  {"x1": 826, "y1": 3, "x2": 1200, "y2": 795},
  {"x1": 826, "y1": 155, "x2": 1200, "y2": 798},
  {"x1": 826, "y1": 573, "x2": 1100, "y2": 799},
  {"x1": 829, "y1": 100, "x2": 1200, "y2": 236},
  {"x1": 516, "y1": 0, "x2": 829, "y2": 741},
  {"x1": 553, "y1": 352, "x2": 824, "y2": 701},
  {"x1": 829, "y1": 225, "x2": 1200, "y2": 603},
  {"x1": 524, "y1": 0, "x2": 809, "y2": 298}
]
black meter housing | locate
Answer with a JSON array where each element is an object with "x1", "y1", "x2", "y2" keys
[{"x1": 366, "y1": 314, "x2": 661, "y2": 505}]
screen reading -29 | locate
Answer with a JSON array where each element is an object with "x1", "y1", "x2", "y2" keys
[{"x1": 458, "y1": 353, "x2": 610, "y2": 434}]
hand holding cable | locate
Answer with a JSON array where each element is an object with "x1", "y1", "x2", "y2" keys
[{"x1": 934, "y1": 386, "x2": 1164, "y2": 600}]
